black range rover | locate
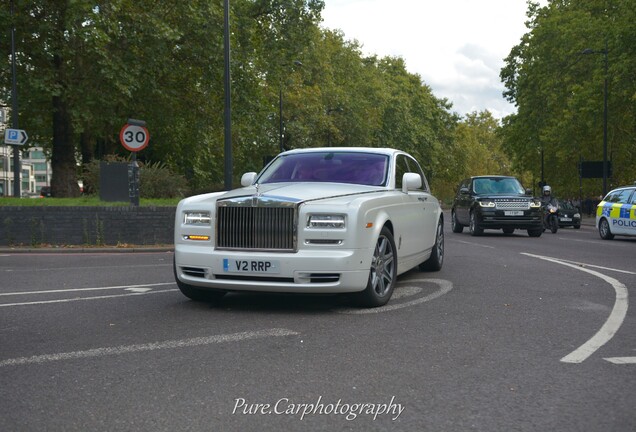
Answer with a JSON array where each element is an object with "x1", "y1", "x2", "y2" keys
[{"x1": 451, "y1": 176, "x2": 543, "y2": 237}]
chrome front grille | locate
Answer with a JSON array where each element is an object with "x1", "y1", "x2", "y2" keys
[
  {"x1": 495, "y1": 200, "x2": 530, "y2": 210},
  {"x1": 216, "y1": 205, "x2": 296, "y2": 251}
]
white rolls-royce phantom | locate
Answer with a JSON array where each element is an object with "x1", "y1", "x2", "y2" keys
[{"x1": 174, "y1": 147, "x2": 444, "y2": 307}]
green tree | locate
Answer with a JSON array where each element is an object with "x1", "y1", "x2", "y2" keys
[
  {"x1": 0, "y1": 0, "x2": 220, "y2": 196},
  {"x1": 1, "y1": 0, "x2": 461, "y2": 197},
  {"x1": 501, "y1": 0, "x2": 636, "y2": 198}
]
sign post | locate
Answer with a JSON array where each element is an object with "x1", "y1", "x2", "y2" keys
[
  {"x1": 4, "y1": 128, "x2": 28, "y2": 198},
  {"x1": 119, "y1": 119, "x2": 149, "y2": 206}
]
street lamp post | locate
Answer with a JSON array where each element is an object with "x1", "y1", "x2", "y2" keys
[
  {"x1": 223, "y1": 0, "x2": 232, "y2": 190},
  {"x1": 581, "y1": 42, "x2": 609, "y2": 196},
  {"x1": 278, "y1": 86, "x2": 284, "y2": 153},
  {"x1": 279, "y1": 60, "x2": 302, "y2": 153},
  {"x1": 10, "y1": 0, "x2": 20, "y2": 198}
]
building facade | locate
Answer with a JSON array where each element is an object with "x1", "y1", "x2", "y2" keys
[{"x1": 0, "y1": 145, "x2": 51, "y2": 197}]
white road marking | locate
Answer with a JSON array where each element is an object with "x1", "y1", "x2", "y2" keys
[
  {"x1": 390, "y1": 285, "x2": 422, "y2": 300},
  {"x1": 542, "y1": 258, "x2": 635, "y2": 275},
  {"x1": 0, "y1": 282, "x2": 175, "y2": 297},
  {"x1": 521, "y1": 253, "x2": 629, "y2": 364},
  {"x1": 0, "y1": 289, "x2": 178, "y2": 307},
  {"x1": 557, "y1": 237, "x2": 630, "y2": 247},
  {"x1": 338, "y1": 278, "x2": 453, "y2": 314},
  {"x1": 125, "y1": 287, "x2": 153, "y2": 293},
  {"x1": 604, "y1": 357, "x2": 636, "y2": 364},
  {"x1": 0, "y1": 328, "x2": 299, "y2": 367},
  {"x1": 452, "y1": 240, "x2": 495, "y2": 249}
]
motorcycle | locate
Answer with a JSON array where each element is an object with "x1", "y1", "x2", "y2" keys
[{"x1": 543, "y1": 203, "x2": 559, "y2": 234}]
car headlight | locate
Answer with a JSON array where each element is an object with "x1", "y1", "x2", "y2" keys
[
  {"x1": 307, "y1": 214, "x2": 346, "y2": 229},
  {"x1": 183, "y1": 211, "x2": 211, "y2": 225},
  {"x1": 478, "y1": 200, "x2": 495, "y2": 208},
  {"x1": 574, "y1": 213, "x2": 581, "y2": 218},
  {"x1": 530, "y1": 201, "x2": 542, "y2": 208}
]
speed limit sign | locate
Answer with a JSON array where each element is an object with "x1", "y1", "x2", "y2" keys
[{"x1": 119, "y1": 123, "x2": 150, "y2": 152}]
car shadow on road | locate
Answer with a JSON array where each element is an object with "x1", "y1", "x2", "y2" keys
[{"x1": 173, "y1": 291, "x2": 356, "y2": 315}]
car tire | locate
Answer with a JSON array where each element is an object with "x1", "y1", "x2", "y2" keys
[
  {"x1": 421, "y1": 218, "x2": 444, "y2": 271},
  {"x1": 527, "y1": 228, "x2": 543, "y2": 237},
  {"x1": 598, "y1": 218, "x2": 614, "y2": 240},
  {"x1": 451, "y1": 210, "x2": 463, "y2": 233},
  {"x1": 574, "y1": 224, "x2": 581, "y2": 229},
  {"x1": 356, "y1": 226, "x2": 397, "y2": 308},
  {"x1": 469, "y1": 211, "x2": 483, "y2": 236},
  {"x1": 502, "y1": 227, "x2": 515, "y2": 235},
  {"x1": 173, "y1": 258, "x2": 226, "y2": 302}
]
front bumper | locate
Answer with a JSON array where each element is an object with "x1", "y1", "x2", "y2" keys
[
  {"x1": 477, "y1": 209, "x2": 543, "y2": 230},
  {"x1": 558, "y1": 216, "x2": 581, "y2": 227},
  {"x1": 174, "y1": 244, "x2": 372, "y2": 294}
]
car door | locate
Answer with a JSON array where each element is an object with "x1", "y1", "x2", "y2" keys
[
  {"x1": 455, "y1": 179, "x2": 471, "y2": 225},
  {"x1": 394, "y1": 154, "x2": 437, "y2": 259},
  {"x1": 618, "y1": 189, "x2": 636, "y2": 236},
  {"x1": 609, "y1": 189, "x2": 633, "y2": 235}
]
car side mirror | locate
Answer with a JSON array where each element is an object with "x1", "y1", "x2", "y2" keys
[
  {"x1": 241, "y1": 172, "x2": 257, "y2": 187},
  {"x1": 460, "y1": 187, "x2": 470, "y2": 195},
  {"x1": 525, "y1": 188, "x2": 532, "y2": 195},
  {"x1": 402, "y1": 173, "x2": 422, "y2": 193}
]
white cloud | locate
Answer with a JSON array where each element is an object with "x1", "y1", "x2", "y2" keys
[{"x1": 320, "y1": 0, "x2": 542, "y2": 118}]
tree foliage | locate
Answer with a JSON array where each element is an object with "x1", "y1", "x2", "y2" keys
[
  {"x1": 1, "y1": 0, "x2": 462, "y2": 198},
  {"x1": 501, "y1": 0, "x2": 636, "y2": 198},
  {"x1": 10, "y1": 0, "x2": 628, "y2": 204}
]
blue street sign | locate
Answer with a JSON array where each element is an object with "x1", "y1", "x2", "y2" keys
[{"x1": 4, "y1": 128, "x2": 28, "y2": 145}]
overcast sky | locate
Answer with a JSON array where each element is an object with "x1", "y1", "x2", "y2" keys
[{"x1": 320, "y1": 0, "x2": 544, "y2": 119}]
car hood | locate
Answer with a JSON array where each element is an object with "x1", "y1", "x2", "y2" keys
[{"x1": 180, "y1": 182, "x2": 381, "y2": 207}]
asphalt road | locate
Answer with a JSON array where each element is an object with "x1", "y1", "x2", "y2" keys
[{"x1": 1, "y1": 219, "x2": 635, "y2": 431}]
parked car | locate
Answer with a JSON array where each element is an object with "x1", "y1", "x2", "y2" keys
[
  {"x1": 451, "y1": 175, "x2": 543, "y2": 237},
  {"x1": 174, "y1": 147, "x2": 444, "y2": 307},
  {"x1": 39, "y1": 186, "x2": 51, "y2": 197},
  {"x1": 557, "y1": 201, "x2": 581, "y2": 229},
  {"x1": 596, "y1": 183, "x2": 636, "y2": 240}
]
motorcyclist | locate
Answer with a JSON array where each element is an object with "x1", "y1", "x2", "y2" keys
[
  {"x1": 540, "y1": 185, "x2": 559, "y2": 229},
  {"x1": 540, "y1": 185, "x2": 557, "y2": 206}
]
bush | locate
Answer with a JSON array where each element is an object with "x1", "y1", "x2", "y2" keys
[
  {"x1": 140, "y1": 161, "x2": 190, "y2": 199},
  {"x1": 82, "y1": 157, "x2": 190, "y2": 199}
]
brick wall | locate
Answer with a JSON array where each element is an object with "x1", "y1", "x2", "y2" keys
[{"x1": 0, "y1": 206, "x2": 176, "y2": 246}]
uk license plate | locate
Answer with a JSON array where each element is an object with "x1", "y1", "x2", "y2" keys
[
  {"x1": 504, "y1": 211, "x2": 524, "y2": 216},
  {"x1": 223, "y1": 259, "x2": 280, "y2": 274},
  {"x1": 560, "y1": 217, "x2": 572, "y2": 222}
]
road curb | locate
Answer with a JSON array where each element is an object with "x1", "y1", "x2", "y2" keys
[{"x1": 0, "y1": 246, "x2": 174, "y2": 254}]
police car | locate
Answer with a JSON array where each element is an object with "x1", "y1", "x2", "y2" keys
[{"x1": 595, "y1": 183, "x2": 636, "y2": 240}]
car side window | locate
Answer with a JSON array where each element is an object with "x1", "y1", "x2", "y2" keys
[
  {"x1": 394, "y1": 155, "x2": 408, "y2": 190},
  {"x1": 607, "y1": 189, "x2": 631, "y2": 204},
  {"x1": 406, "y1": 156, "x2": 429, "y2": 192},
  {"x1": 395, "y1": 154, "x2": 428, "y2": 192},
  {"x1": 629, "y1": 190, "x2": 636, "y2": 205}
]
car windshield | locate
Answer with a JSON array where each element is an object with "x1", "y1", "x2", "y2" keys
[
  {"x1": 473, "y1": 177, "x2": 525, "y2": 195},
  {"x1": 257, "y1": 152, "x2": 389, "y2": 186}
]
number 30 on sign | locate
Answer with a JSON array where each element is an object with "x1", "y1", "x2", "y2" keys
[{"x1": 119, "y1": 124, "x2": 150, "y2": 152}]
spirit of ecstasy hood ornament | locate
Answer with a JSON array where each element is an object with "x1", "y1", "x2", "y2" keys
[{"x1": 251, "y1": 183, "x2": 261, "y2": 207}]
